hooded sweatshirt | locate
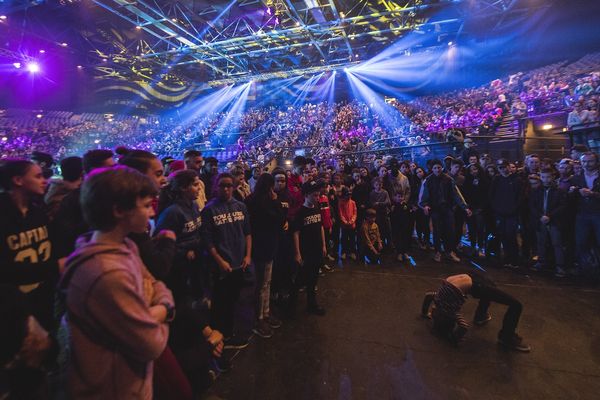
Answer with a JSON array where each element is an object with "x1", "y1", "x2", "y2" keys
[
  {"x1": 61, "y1": 235, "x2": 173, "y2": 400},
  {"x1": 44, "y1": 178, "x2": 80, "y2": 220}
]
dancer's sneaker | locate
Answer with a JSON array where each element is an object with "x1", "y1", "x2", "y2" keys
[
  {"x1": 474, "y1": 313, "x2": 492, "y2": 326},
  {"x1": 498, "y1": 333, "x2": 531, "y2": 352},
  {"x1": 433, "y1": 252, "x2": 442, "y2": 262},
  {"x1": 322, "y1": 264, "x2": 334, "y2": 272},
  {"x1": 326, "y1": 254, "x2": 336, "y2": 262}
]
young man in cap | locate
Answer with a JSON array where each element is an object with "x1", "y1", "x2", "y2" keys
[
  {"x1": 489, "y1": 158, "x2": 523, "y2": 268},
  {"x1": 290, "y1": 180, "x2": 328, "y2": 316},
  {"x1": 419, "y1": 159, "x2": 472, "y2": 263}
]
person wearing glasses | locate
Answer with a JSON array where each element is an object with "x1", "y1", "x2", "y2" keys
[{"x1": 489, "y1": 159, "x2": 523, "y2": 269}]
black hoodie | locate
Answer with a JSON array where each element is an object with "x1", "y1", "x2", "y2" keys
[{"x1": 0, "y1": 193, "x2": 58, "y2": 329}]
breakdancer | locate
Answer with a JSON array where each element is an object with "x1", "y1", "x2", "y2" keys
[{"x1": 421, "y1": 273, "x2": 531, "y2": 352}]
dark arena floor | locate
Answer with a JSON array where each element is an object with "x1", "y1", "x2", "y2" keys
[{"x1": 206, "y1": 248, "x2": 600, "y2": 400}]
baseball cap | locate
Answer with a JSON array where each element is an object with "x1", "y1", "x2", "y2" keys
[
  {"x1": 496, "y1": 159, "x2": 509, "y2": 167},
  {"x1": 301, "y1": 180, "x2": 324, "y2": 195}
]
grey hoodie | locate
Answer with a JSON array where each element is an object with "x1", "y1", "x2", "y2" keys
[{"x1": 62, "y1": 235, "x2": 173, "y2": 400}]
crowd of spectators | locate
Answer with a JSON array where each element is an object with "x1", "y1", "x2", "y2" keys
[
  {"x1": 3, "y1": 137, "x2": 600, "y2": 397},
  {"x1": 2, "y1": 52, "x2": 600, "y2": 168}
]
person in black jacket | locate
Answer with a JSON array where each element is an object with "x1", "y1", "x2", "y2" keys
[
  {"x1": 419, "y1": 159, "x2": 472, "y2": 263},
  {"x1": 246, "y1": 173, "x2": 286, "y2": 338},
  {"x1": 569, "y1": 152, "x2": 600, "y2": 280},
  {"x1": 52, "y1": 149, "x2": 115, "y2": 259},
  {"x1": 489, "y1": 159, "x2": 523, "y2": 268},
  {"x1": 529, "y1": 169, "x2": 567, "y2": 277},
  {"x1": 463, "y1": 163, "x2": 490, "y2": 257}
]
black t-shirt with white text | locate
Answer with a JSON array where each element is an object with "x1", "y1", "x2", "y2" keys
[{"x1": 292, "y1": 205, "x2": 323, "y2": 262}]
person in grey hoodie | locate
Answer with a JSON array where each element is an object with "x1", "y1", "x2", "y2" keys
[{"x1": 61, "y1": 166, "x2": 174, "y2": 400}]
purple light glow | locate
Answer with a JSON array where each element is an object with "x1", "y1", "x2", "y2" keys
[
  {"x1": 13, "y1": 62, "x2": 21, "y2": 69},
  {"x1": 27, "y1": 62, "x2": 41, "y2": 73}
]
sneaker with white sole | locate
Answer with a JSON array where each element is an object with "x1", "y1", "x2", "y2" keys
[
  {"x1": 252, "y1": 320, "x2": 273, "y2": 339},
  {"x1": 474, "y1": 313, "x2": 492, "y2": 326},
  {"x1": 223, "y1": 334, "x2": 250, "y2": 350},
  {"x1": 326, "y1": 254, "x2": 336, "y2": 262},
  {"x1": 498, "y1": 333, "x2": 531, "y2": 352},
  {"x1": 448, "y1": 251, "x2": 461, "y2": 263}
]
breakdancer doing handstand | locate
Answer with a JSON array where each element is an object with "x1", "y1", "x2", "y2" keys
[{"x1": 421, "y1": 273, "x2": 531, "y2": 352}]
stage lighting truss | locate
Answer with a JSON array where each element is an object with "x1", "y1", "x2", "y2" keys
[{"x1": 89, "y1": 0, "x2": 463, "y2": 84}]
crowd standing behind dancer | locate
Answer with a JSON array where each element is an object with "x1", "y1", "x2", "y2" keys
[{"x1": 4, "y1": 135, "x2": 600, "y2": 397}]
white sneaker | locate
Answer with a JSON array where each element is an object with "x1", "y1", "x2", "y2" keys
[
  {"x1": 448, "y1": 252, "x2": 461, "y2": 262},
  {"x1": 326, "y1": 254, "x2": 336, "y2": 262}
]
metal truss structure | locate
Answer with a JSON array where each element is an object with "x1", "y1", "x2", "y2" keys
[{"x1": 0, "y1": 0, "x2": 544, "y2": 86}]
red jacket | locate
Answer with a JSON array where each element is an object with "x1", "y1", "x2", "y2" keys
[
  {"x1": 338, "y1": 198, "x2": 357, "y2": 229},
  {"x1": 287, "y1": 173, "x2": 303, "y2": 221},
  {"x1": 319, "y1": 194, "x2": 333, "y2": 229}
]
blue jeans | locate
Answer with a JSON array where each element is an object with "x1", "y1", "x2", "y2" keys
[
  {"x1": 575, "y1": 213, "x2": 600, "y2": 273},
  {"x1": 495, "y1": 214, "x2": 519, "y2": 265}
]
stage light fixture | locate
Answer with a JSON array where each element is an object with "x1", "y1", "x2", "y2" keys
[{"x1": 26, "y1": 62, "x2": 40, "y2": 73}]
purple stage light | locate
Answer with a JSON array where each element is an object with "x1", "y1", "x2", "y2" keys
[
  {"x1": 13, "y1": 62, "x2": 21, "y2": 69},
  {"x1": 27, "y1": 62, "x2": 40, "y2": 73}
]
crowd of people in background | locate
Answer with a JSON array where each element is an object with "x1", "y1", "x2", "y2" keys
[
  {"x1": 2, "y1": 137, "x2": 600, "y2": 398},
  {"x1": 2, "y1": 52, "x2": 600, "y2": 167}
]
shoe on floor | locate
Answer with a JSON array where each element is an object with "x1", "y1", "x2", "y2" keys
[
  {"x1": 265, "y1": 314, "x2": 282, "y2": 329},
  {"x1": 326, "y1": 254, "x2": 336, "y2": 262},
  {"x1": 223, "y1": 334, "x2": 250, "y2": 350},
  {"x1": 396, "y1": 253, "x2": 404, "y2": 262},
  {"x1": 307, "y1": 304, "x2": 326, "y2": 316},
  {"x1": 213, "y1": 356, "x2": 232, "y2": 373},
  {"x1": 252, "y1": 319, "x2": 273, "y2": 339},
  {"x1": 434, "y1": 252, "x2": 442, "y2": 262},
  {"x1": 350, "y1": 253, "x2": 357, "y2": 261},
  {"x1": 318, "y1": 268, "x2": 325, "y2": 276},
  {"x1": 554, "y1": 266, "x2": 567, "y2": 278},
  {"x1": 474, "y1": 313, "x2": 492, "y2": 326},
  {"x1": 498, "y1": 333, "x2": 531, "y2": 352},
  {"x1": 448, "y1": 251, "x2": 461, "y2": 263},
  {"x1": 322, "y1": 264, "x2": 334, "y2": 272},
  {"x1": 341, "y1": 253, "x2": 347, "y2": 260}
]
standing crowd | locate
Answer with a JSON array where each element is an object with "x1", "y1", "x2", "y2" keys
[{"x1": 2, "y1": 142, "x2": 600, "y2": 398}]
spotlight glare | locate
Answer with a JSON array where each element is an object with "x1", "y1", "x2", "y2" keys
[
  {"x1": 542, "y1": 124, "x2": 553, "y2": 130},
  {"x1": 136, "y1": 25, "x2": 142, "y2": 30},
  {"x1": 26, "y1": 62, "x2": 40, "y2": 73},
  {"x1": 39, "y1": 49, "x2": 45, "y2": 54},
  {"x1": 77, "y1": 65, "x2": 83, "y2": 69},
  {"x1": 61, "y1": 42, "x2": 68, "y2": 47},
  {"x1": 36, "y1": 114, "x2": 43, "y2": 119},
  {"x1": 13, "y1": 62, "x2": 21, "y2": 69},
  {"x1": 448, "y1": 41, "x2": 453, "y2": 46},
  {"x1": 1, "y1": 137, "x2": 7, "y2": 142},
  {"x1": 0, "y1": 15, "x2": 6, "y2": 20}
]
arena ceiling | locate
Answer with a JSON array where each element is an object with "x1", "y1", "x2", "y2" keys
[{"x1": 0, "y1": 0, "x2": 545, "y2": 87}]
